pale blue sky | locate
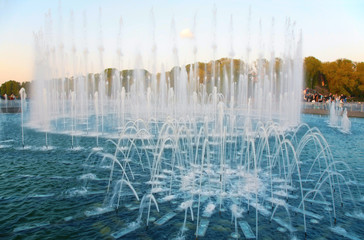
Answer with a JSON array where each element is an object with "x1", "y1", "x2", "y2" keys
[{"x1": 0, "y1": 0, "x2": 363, "y2": 83}]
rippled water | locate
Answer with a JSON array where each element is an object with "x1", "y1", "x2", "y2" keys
[{"x1": 0, "y1": 113, "x2": 363, "y2": 239}]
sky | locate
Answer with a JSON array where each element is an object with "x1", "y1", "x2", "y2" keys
[{"x1": 0, "y1": 0, "x2": 363, "y2": 84}]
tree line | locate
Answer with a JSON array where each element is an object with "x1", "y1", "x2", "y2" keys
[
  {"x1": 0, "y1": 80, "x2": 30, "y2": 99},
  {"x1": 304, "y1": 56, "x2": 364, "y2": 99},
  {"x1": 2, "y1": 57, "x2": 364, "y2": 100},
  {"x1": 0, "y1": 58, "x2": 278, "y2": 99}
]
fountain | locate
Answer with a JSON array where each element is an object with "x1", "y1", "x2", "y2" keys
[
  {"x1": 2, "y1": 94, "x2": 7, "y2": 113},
  {"x1": 341, "y1": 108, "x2": 351, "y2": 133},
  {"x1": 29, "y1": 8, "x2": 303, "y2": 134},
  {"x1": 0, "y1": 5, "x2": 362, "y2": 240},
  {"x1": 329, "y1": 101, "x2": 339, "y2": 127},
  {"x1": 19, "y1": 88, "x2": 26, "y2": 148},
  {"x1": 328, "y1": 101, "x2": 352, "y2": 133},
  {"x1": 79, "y1": 117, "x2": 362, "y2": 240}
]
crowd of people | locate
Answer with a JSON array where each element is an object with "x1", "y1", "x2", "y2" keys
[
  {"x1": 303, "y1": 88, "x2": 347, "y2": 103},
  {"x1": 0, "y1": 94, "x2": 16, "y2": 100}
]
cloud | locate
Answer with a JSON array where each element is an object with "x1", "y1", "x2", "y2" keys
[{"x1": 180, "y1": 28, "x2": 194, "y2": 39}]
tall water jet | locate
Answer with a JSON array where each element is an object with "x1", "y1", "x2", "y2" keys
[
  {"x1": 192, "y1": 13, "x2": 198, "y2": 95},
  {"x1": 82, "y1": 10, "x2": 90, "y2": 134},
  {"x1": 329, "y1": 101, "x2": 339, "y2": 127},
  {"x1": 149, "y1": 9, "x2": 156, "y2": 88},
  {"x1": 341, "y1": 108, "x2": 351, "y2": 133},
  {"x1": 94, "y1": 91, "x2": 99, "y2": 148},
  {"x1": 2, "y1": 95, "x2": 5, "y2": 111},
  {"x1": 95, "y1": 7, "x2": 106, "y2": 136},
  {"x1": 71, "y1": 91, "x2": 75, "y2": 149},
  {"x1": 19, "y1": 88, "x2": 26, "y2": 148},
  {"x1": 211, "y1": 3, "x2": 217, "y2": 91},
  {"x1": 230, "y1": 204, "x2": 243, "y2": 239}
]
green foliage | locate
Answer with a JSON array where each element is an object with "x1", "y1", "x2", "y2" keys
[
  {"x1": 0, "y1": 80, "x2": 21, "y2": 97},
  {"x1": 304, "y1": 56, "x2": 322, "y2": 89},
  {"x1": 21, "y1": 81, "x2": 31, "y2": 91},
  {"x1": 321, "y1": 59, "x2": 363, "y2": 96},
  {"x1": 20, "y1": 81, "x2": 32, "y2": 97},
  {"x1": 304, "y1": 57, "x2": 364, "y2": 97},
  {"x1": 3, "y1": 57, "x2": 363, "y2": 100},
  {"x1": 356, "y1": 62, "x2": 364, "y2": 94}
]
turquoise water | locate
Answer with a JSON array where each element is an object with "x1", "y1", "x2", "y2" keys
[{"x1": 0, "y1": 113, "x2": 363, "y2": 239}]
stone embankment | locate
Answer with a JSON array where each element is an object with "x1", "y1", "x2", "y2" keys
[{"x1": 302, "y1": 102, "x2": 364, "y2": 118}]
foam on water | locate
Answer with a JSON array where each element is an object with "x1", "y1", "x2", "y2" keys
[
  {"x1": 202, "y1": 203, "x2": 216, "y2": 217},
  {"x1": 64, "y1": 216, "x2": 73, "y2": 222},
  {"x1": 0, "y1": 139, "x2": 15, "y2": 143},
  {"x1": 32, "y1": 146, "x2": 56, "y2": 151},
  {"x1": 65, "y1": 187, "x2": 88, "y2": 197},
  {"x1": 159, "y1": 195, "x2": 176, "y2": 203},
  {"x1": 330, "y1": 226, "x2": 361, "y2": 240},
  {"x1": 91, "y1": 147, "x2": 103, "y2": 151},
  {"x1": 309, "y1": 219, "x2": 319, "y2": 224},
  {"x1": 84, "y1": 206, "x2": 114, "y2": 217},
  {"x1": 345, "y1": 210, "x2": 364, "y2": 220},
  {"x1": 272, "y1": 217, "x2": 296, "y2": 233},
  {"x1": 28, "y1": 193, "x2": 55, "y2": 198},
  {"x1": 15, "y1": 145, "x2": 32, "y2": 150},
  {"x1": 79, "y1": 173, "x2": 99, "y2": 180},
  {"x1": 0, "y1": 144, "x2": 11, "y2": 149},
  {"x1": 13, "y1": 222, "x2": 50, "y2": 233},
  {"x1": 68, "y1": 146, "x2": 84, "y2": 151},
  {"x1": 111, "y1": 221, "x2": 140, "y2": 238}
]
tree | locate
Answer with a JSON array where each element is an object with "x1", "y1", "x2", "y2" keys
[
  {"x1": 355, "y1": 62, "x2": 364, "y2": 96},
  {"x1": 322, "y1": 61, "x2": 338, "y2": 93},
  {"x1": 275, "y1": 58, "x2": 282, "y2": 77},
  {"x1": 336, "y1": 59, "x2": 356, "y2": 95},
  {"x1": 304, "y1": 56, "x2": 322, "y2": 89},
  {"x1": 20, "y1": 81, "x2": 32, "y2": 98},
  {"x1": 322, "y1": 59, "x2": 356, "y2": 96},
  {"x1": 0, "y1": 80, "x2": 21, "y2": 98}
]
